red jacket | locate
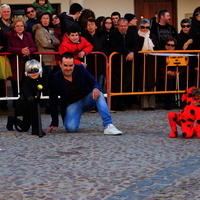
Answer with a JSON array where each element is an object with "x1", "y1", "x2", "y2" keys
[{"x1": 59, "y1": 34, "x2": 93, "y2": 64}]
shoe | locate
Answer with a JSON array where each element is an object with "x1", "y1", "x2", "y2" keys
[
  {"x1": 6, "y1": 116, "x2": 14, "y2": 131},
  {"x1": 89, "y1": 109, "x2": 97, "y2": 113},
  {"x1": 104, "y1": 124, "x2": 122, "y2": 135},
  {"x1": 148, "y1": 107, "x2": 155, "y2": 110},
  {"x1": 142, "y1": 108, "x2": 149, "y2": 111},
  {"x1": 110, "y1": 110, "x2": 117, "y2": 113}
]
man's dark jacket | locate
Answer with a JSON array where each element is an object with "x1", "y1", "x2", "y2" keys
[{"x1": 49, "y1": 64, "x2": 101, "y2": 127}]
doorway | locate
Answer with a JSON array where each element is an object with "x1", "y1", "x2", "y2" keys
[{"x1": 134, "y1": 0, "x2": 177, "y2": 28}]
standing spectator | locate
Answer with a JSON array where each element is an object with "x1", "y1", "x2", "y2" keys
[
  {"x1": 150, "y1": 11, "x2": 159, "y2": 28},
  {"x1": 176, "y1": 18, "x2": 195, "y2": 87},
  {"x1": 51, "y1": 13, "x2": 62, "y2": 42},
  {"x1": 84, "y1": 19, "x2": 108, "y2": 91},
  {"x1": 150, "y1": 9, "x2": 177, "y2": 49},
  {"x1": 32, "y1": 0, "x2": 53, "y2": 13},
  {"x1": 124, "y1": 13, "x2": 138, "y2": 31},
  {"x1": 0, "y1": 4, "x2": 12, "y2": 110},
  {"x1": 111, "y1": 11, "x2": 121, "y2": 28},
  {"x1": 136, "y1": 19, "x2": 160, "y2": 110},
  {"x1": 101, "y1": 17, "x2": 114, "y2": 54},
  {"x1": 6, "y1": 18, "x2": 37, "y2": 98},
  {"x1": 24, "y1": 5, "x2": 38, "y2": 34},
  {"x1": 32, "y1": 11, "x2": 60, "y2": 78},
  {"x1": 32, "y1": 11, "x2": 60, "y2": 113},
  {"x1": 110, "y1": 18, "x2": 139, "y2": 111},
  {"x1": 59, "y1": 3, "x2": 83, "y2": 35},
  {"x1": 176, "y1": 19, "x2": 193, "y2": 50},
  {"x1": 96, "y1": 16, "x2": 105, "y2": 31},
  {"x1": 59, "y1": 26, "x2": 93, "y2": 67},
  {"x1": 79, "y1": 9, "x2": 95, "y2": 33},
  {"x1": 45, "y1": 52, "x2": 122, "y2": 135},
  {"x1": 190, "y1": 7, "x2": 200, "y2": 36}
]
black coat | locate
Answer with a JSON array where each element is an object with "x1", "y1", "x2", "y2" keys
[
  {"x1": 84, "y1": 31, "x2": 108, "y2": 75},
  {"x1": 135, "y1": 33, "x2": 160, "y2": 90}
]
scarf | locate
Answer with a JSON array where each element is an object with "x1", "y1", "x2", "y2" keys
[{"x1": 138, "y1": 29, "x2": 154, "y2": 51}]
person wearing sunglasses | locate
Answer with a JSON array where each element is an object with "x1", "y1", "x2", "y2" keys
[
  {"x1": 51, "y1": 13, "x2": 62, "y2": 41},
  {"x1": 158, "y1": 36, "x2": 185, "y2": 110},
  {"x1": 135, "y1": 19, "x2": 160, "y2": 111},
  {"x1": 190, "y1": 6, "x2": 200, "y2": 36},
  {"x1": 176, "y1": 19, "x2": 196, "y2": 88},
  {"x1": 6, "y1": 59, "x2": 49, "y2": 136},
  {"x1": 175, "y1": 18, "x2": 193, "y2": 50},
  {"x1": 24, "y1": 5, "x2": 37, "y2": 34}
]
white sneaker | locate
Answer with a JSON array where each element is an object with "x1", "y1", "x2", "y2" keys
[{"x1": 104, "y1": 124, "x2": 122, "y2": 135}]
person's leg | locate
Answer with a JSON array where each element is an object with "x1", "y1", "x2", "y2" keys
[
  {"x1": 181, "y1": 122, "x2": 194, "y2": 138},
  {"x1": 168, "y1": 112, "x2": 181, "y2": 138},
  {"x1": 141, "y1": 95, "x2": 148, "y2": 109},
  {"x1": 64, "y1": 100, "x2": 83, "y2": 133},
  {"x1": 95, "y1": 92, "x2": 113, "y2": 127},
  {"x1": 81, "y1": 92, "x2": 113, "y2": 127},
  {"x1": 148, "y1": 94, "x2": 156, "y2": 109}
]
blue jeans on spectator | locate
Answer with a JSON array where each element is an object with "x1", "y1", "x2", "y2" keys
[{"x1": 64, "y1": 92, "x2": 112, "y2": 132}]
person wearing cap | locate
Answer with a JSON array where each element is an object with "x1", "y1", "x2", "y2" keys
[
  {"x1": 124, "y1": 13, "x2": 138, "y2": 31},
  {"x1": 6, "y1": 59, "x2": 49, "y2": 136}
]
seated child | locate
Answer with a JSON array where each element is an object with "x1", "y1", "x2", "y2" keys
[
  {"x1": 6, "y1": 59, "x2": 49, "y2": 136},
  {"x1": 168, "y1": 87, "x2": 200, "y2": 138},
  {"x1": 33, "y1": 0, "x2": 53, "y2": 13},
  {"x1": 59, "y1": 26, "x2": 93, "y2": 67}
]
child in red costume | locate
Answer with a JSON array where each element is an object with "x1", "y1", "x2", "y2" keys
[
  {"x1": 168, "y1": 87, "x2": 200, "y2": 138},
  {"x1": 59, "y1": 26, "x2": 93, "y2": 67}
]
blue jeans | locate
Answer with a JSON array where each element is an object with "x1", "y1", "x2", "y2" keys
[{"x1": 63, "y1": 92, "x2": 112, "y2": 132}]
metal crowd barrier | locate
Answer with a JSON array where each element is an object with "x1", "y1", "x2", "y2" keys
[
  {"x1": 106, "y1": 50, "x2": 200, "y2": 109},
  {"x1": 0, "y1": 51, "x2": 108, "y2": 100},
  {"x1": 1, "y1": 50, "x2": 200, "y2": 110}
]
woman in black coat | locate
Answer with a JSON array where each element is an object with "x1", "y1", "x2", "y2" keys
[{"x1": 135, "y1": 19, "x2": 160, "y2": 110}]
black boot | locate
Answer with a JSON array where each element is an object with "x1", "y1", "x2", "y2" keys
[{"x1": 6, "y1": 116, "x2": 14, "y2": 131}]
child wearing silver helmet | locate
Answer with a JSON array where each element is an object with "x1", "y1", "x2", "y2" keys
[{"x1": 6, "y1": 59, "x2": 49, "y2": 136}]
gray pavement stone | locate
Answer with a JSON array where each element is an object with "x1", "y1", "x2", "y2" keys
[{"x1": 1, "y1": 106, "x2": 200, "y2": 199}]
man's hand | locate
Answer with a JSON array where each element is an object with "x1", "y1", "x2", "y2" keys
[
  {"x1": 92, "y1": 88, "x2": 100, "y2": 100},
  {"x1": 45, "y1": 126, "x2": 59, "y2": 133},
  {"x1": 126, "y1": 52, "x2": 134, "y2": 61}
]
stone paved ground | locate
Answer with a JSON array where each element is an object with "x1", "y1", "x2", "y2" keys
[{"x1": 1, "y1": 105, "x2": 200, "y2": 200}]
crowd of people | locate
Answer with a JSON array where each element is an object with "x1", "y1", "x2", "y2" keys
[{"x1": 1, "y1": 2, "x2": 200, "y2": 135}]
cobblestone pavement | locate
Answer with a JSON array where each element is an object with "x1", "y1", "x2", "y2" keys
[{"x1": 1, "y1": 106, "x2": 200, "y2": 200}]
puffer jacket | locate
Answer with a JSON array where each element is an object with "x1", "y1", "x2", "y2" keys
[{"x1": 59, "y1": 33, "x2": 93, "y2": 65}]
